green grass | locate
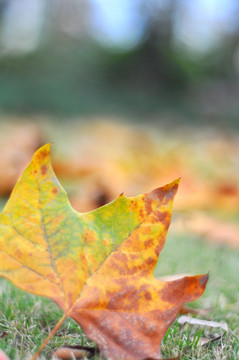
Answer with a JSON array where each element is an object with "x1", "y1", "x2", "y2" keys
[{"x1": 0, "y1": 226, "x2": 239, "y2": 360}]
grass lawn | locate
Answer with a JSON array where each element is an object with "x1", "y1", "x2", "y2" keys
[{"x1": 0, "y1": 219, "x2": 238, "y2": 360}]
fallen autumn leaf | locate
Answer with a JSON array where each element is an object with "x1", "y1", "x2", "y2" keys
[{"x1": 0, "y1": 144, "x2": 208, "y2": 360}]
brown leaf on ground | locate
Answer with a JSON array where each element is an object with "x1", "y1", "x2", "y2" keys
[
  {"x1": 52, "y1": 346, "x2": 96, "y2": 359},
  {"x1": 48, "y1": 120, "x2": 239, "y2": 213},
  {"x1": 174, "y1": 212, "x2": 239, "y2": 248},
  {"x1": 194, "y1": 334, "x2": 223, "y2": 347}
]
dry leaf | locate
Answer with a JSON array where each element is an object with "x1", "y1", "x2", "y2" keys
[
  {"x1": 49, "y1": 120, "x2": 239, "y2": 213},
  {"x1": 0, "y1": 144, "x2": 208, "y2": 360},
  {"x1": 52, "y1": 346, "x2": 95, "y2": 359},
  {"x1": 174, "y1": 212, "x2": 239, "y2": 248},
  {"x1": 178, "y1": 316, "x2": 228, "y2": 332},
  {"x1": 193, "y1": 334, "x2": 223, "y2": 347}
]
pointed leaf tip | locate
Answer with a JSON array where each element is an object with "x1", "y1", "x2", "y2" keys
[
  {"x1": 200, "y1": 273, "x2": 209, "y2": 287},
  {"x1": 169, "y1": 177, "x2": 181, "y2": 189},
  {"x1": 32, "y1": 143, "x2": 51, "y2": 162}
]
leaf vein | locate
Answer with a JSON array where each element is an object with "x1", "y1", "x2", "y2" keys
[{"x1": 0, "y1": 249, "x2": 58, "y2": 285}]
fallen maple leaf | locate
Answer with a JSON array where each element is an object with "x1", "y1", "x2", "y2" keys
[{"x1": 0, "y1": 144, "x2": 208, "y2": 360}]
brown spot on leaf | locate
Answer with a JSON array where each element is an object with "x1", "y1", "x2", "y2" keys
[
  {"x1": 155, "y1": 242, "x2": 164, "y2": 256},
  {"x1": 52, "y1": 187, "x2": 58, "y2": 195},
  {"x1": 144, "y1": 291, "x2": 152, "y2": 301},
  {"x1": 143, "y1": 196, "x2": 153, "y2": 215},
  {"x1": 130, "y1": 201, "x2": 138, "y2": 211},
  {"x1": 139, "y1": 208, "x2": 144, "y2": 219},
  {"x1": 113, "y1": 252, "x2": 128, "y2": 263},
  {"x1": 151, "y1": 211, "x2": 168, "y2": 225},
  {"x1": 140, "y1": 268, "x2": 150, "y2": 277},
  {"x1": 40, "y1": 149, "x2": 49, "y2": 159},
  {"x1": 109, "y1": 258, "x2": 144, "y2": 276},
  {"x1": 141, "y1": 225, "x2": 152, "y2": 235},
  {"x1": 35, "y1": 148, "x2": 49, "y2": 163},
  {"x1": 146, "y1": 257, "x2": 154, "y2": 266},
  {"x1": 41, "y1": 164, "x2": 48, "y2": 175},
  {"x1": 129, "y1": 253, "x2": 138, "y2": 260},
  {"x1": 108, "y1": 285, "x2": 140, "y2": 311},
  {"x1": 113, "y1": 277, "x2": 126, "y2": 286},
  {"x1": 144, "y1": 239, "x2": 153, "y2": 249}
]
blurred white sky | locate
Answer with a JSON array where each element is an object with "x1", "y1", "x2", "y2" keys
[
  {"x1": 1, "y1": 0, "x2": 46, "y2": 54},
  {"x1": 89, "y1": 0, "x2": 146, "y2": 50},
  {"x1": 1, "y1": 0, "x2": 239, "y2": 54},
  {"x1": 174, "y1": 0, "x2": 239, "y2": 54}
]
